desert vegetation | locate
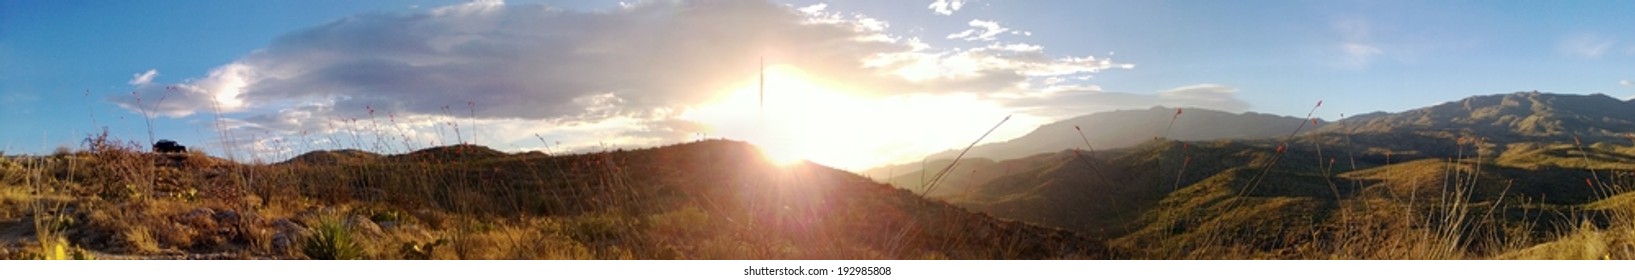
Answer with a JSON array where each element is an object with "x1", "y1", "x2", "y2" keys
[
  {"x1": 2, "y1": 92, "x2": 1633, "y2": 260},
  {"x1": 865, "y1": 92, "x2": 1635, "y2": 259},
  {"x1": 0, "y1": 128, "x2": 1108, "y2": 259}
]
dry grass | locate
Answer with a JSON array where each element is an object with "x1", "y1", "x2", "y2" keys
[
  {"x1": 6, "y1": 97, "x2": 1634, "y2": 260},
  {"x1": 0, "y1": 128, "x2": 1110, "y2": 260}
]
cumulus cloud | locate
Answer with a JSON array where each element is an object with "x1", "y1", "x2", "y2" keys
[
  {"x1": 797, "y1": 3, "x2": 826, "y2": 14},
  {"x1": 947, "y1": 19, "x2": 1009, "y2": 41},
  {"x1": 111, "y1": 0, "x2": 1129, "y2": 159},
  {"x1": 112, "y1": 63, "x2": 252, "y2": 117},
  {"x1": 1002, "y1": 83, "x2": 1250, "y2": 118},
  {"x1": 867, "y1": 41, "x2": 1130, "y2": 94},
  {"x1": 129, "y1": 69, "x2": 158, "y2": 85},
  {"x1": 928, "y1": 0, "x2": 966, "y2": 16},
  {"x1": 120, "y1": 0, "x2": 1113, "y2": 120},
  {"x1": 1560, "y1": 33, "x2": 1615, "y2": 59}
]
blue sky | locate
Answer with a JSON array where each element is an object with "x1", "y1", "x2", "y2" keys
[{"x1": 3, "y1": 0, "x2": 1634, "y2": 169}]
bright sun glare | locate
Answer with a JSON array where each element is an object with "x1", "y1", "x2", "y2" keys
[{"x1": 682, "y1": 65, "x2": 1031, "y2": 170}]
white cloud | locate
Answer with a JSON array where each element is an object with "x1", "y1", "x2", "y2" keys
[
  {"x1": 1002, "y1": 83, "x2": 1249, "y2": 118},
  {"x1": 928, "y1": 0, "x2": 966, "y2": 16},
  {"x1": 1156, "y1": 84, "x2": 1248, "y2": 110},
  {"x1": 128, "y1": 69, "x2": 158, "y2": 85},
  {"x1": 994, "y1": 43, "x2": 1041, "y2": 52},
  {"x1": 1623, "y1": 80, "x2": 1634, "y2": 100},
  {"x1": 1560, "y1": 33, "x2": 1615, "y2": 58},
  {"x1": 797, "y1": 3, "x2": 826, "y2": 14},
  {"x1": 1334, "y1": 19, "x2": 1381, "y2": 68},
  {"x1": 869, "y1": 42, "x2": 1129, "y2": 89},
  {"x1": 1341, "y1": 43, "x2": 1381, "y2": 63},
  {"x1": 800, "y1": 3, "x2": 890, "y2": 33},
  {"x1": 115, "y1": 63, "x2": 251, "y2": 117},
  {"x1": 111, "y1": 0, "x2": 1130, "y2": 163},
  {"x1": 947, "y1": 19, "x2": 1009, "y2": 41}
]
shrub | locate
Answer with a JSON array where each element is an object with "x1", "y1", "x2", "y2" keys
[
  {"x1": 302, "y1": 215, "x2": 364, "y2": 260},
  {"x1": 562, "y1": 213, "x2": 637, "y2": 245},
  {"x1": 648, "y1": 206, "x2": 710, "y2": 241}
]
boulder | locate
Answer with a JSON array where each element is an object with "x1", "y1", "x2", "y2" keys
[
  {"x1": 347, "y1": 215, "x2": 385, "y2": 238},
  {"x1": 270, "y1": 218, "x2": 308, "y2": 253}
]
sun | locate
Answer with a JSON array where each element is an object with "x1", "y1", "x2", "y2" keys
[
  {"x1": 681, "y1": 64, "x2": 1032, "y2": 170},
  {"x1": 758, "y1": 144, "x2": 808, "y2": 166},
  {"x1": 680, "y1": 65, "x2": 864, "y2": 166}
]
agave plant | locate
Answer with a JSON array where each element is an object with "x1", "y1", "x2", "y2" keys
[{"x1": 302, "y1": 215, "x2": 364, "y2": 260}]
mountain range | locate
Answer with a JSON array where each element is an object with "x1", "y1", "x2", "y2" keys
[
  {"x1": 926, "y1": 106, "x2": 1324, "y2": 162},
  {"x1": 863, "y1": 91, "x2": 1635, "y2": 258},
  {"x1": 861, "y1": 106, "x2": 1321, "y2": 195},
  {"x1": 10, "y1": 91, "x2": 1634, "y2": 260}
]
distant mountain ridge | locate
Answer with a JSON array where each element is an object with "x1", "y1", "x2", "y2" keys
[
  {"x1": 854, "y1": 91, "x2": 1635, "y2": 258},
  {"x1": 863, "y1": 106, "x2": 1320, "y2": 193},
  {"x1": 917, "y1": 106, "x2": 1323, "y2": 163},
  {"x1": 1315, "y1": 91, "x2": 1635, "y2": 145},
  {"x1": 1292, "y1": 91, "x2": 1635, "y2": 161}
]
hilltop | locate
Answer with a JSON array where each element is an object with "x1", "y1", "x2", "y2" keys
[
  {"x1": 1315, "y1": 92, "x2": 1635, "y2": 143},
  {"x1": 279, "y1": 149, "x2": 383, "y2": 165},
  {"x1": 0, "y1": 139, "x2": 1111, "y2": 259},
  {"x1": 1301, "y1": 92, "x2": 1635, "y2": 160},
  {"x1": 863, "y1": 107, "x2": 1322, "y2": 197},
  {"x1": 6, "y1": 91, "x2": 1635, "y2": 260}
]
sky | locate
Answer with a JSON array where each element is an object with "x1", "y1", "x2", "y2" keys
[{"x1": 3, "y1": 0, "x2": 1635, "y2": 170}]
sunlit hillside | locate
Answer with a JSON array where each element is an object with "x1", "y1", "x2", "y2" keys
[
  {"x1": 861, "y1": 91, "x2": 1635, "y2": 259},
  {"x1": 0, "y1": 136, "x2": 1110, "y2": 259},
  {"x1": 8, "y1": 0, "x2": 1635, "y2": 264}
]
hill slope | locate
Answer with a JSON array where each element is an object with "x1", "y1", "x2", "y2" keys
[
  {"x1": 869, "y1": 92, "x2": 1635, "y2": 259},
  {"x1": 1304, "y1": 92, "x2": 1635, "y2": 158},
  {"x1": 2, "y1": 140, "x2": 1113, "y2": 259},
  {"x1": 916, "y1": 106, "x2": 1323, "y2": 163}
]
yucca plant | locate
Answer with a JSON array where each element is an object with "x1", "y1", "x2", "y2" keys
[{"x1": 302, "y1": 215, "x2": 364, "y2": 260}]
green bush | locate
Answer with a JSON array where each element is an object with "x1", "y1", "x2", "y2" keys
[{"x1": 302, "y1": 216, "x2": 364, "y2": 260}]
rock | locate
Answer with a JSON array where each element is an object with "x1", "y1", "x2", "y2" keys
[
  {"x1": 213, "y1": 210, "x2": 242, "y2": 225},
  {"x1": 347, "y1": 215, "x2": 385, "y2": 238},
  {"x1": 271, "y1": 218, "x2": 308, "y2": 253},
  {"x1": 395, "y1": 224, "x2": 436, "y2": 242},
  {"x1": 179, "y1": 208, "x2": 218, "y2": 229},
  {"x1": 184, "y1": 207, "x2": 215, "y2": 218},
  {"x1": 377, "y1": 220, "x2": 399, "y2": 231},
  {"x1": 274, "y1": 218, "x2": 306, "y2": 234}
]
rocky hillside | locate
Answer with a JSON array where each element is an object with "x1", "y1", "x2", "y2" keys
[{"x1": 1, "y1": 140, "x2": 1114, "y2": 259}]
